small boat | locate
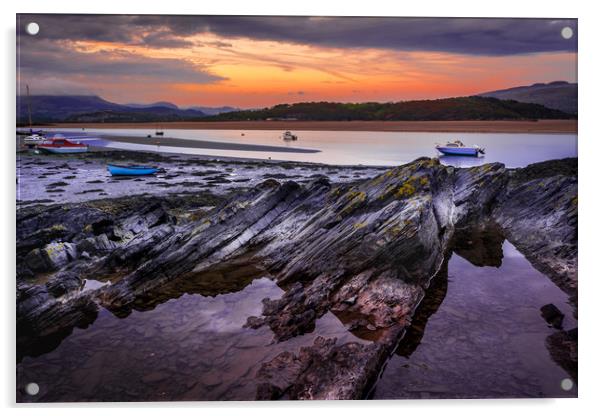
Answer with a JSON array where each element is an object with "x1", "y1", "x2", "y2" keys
[
  {"x1": 107, "y1": 164, "x2": 160, "y2": 176},
  {"x1": 17, "y1": 128, "x2": 44, "y2": 136},
  {"x1": 282, "y1": 131, "x2": 298, "y2": 141},
  {"x1": 435, "y1": 140, "x2": 485, "y2": 156},
  {"x1": 37, "y1": 135, "x2": 88, "y2": 154},
  {"x1": 23, "y1": 133, "x2": 45, "y2": 145}
]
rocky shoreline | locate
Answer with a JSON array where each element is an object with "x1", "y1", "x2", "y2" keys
[
  {"x1": 16, "y1": 149, "x2": 388, "y2": 206},
  {"x1": 16, "y1": 155, "x2": 577, "y2": 400}
]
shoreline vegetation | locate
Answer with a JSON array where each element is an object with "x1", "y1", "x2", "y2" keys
[{"x1": 42, "y1": 119, "x2": 577, "y2": 133}]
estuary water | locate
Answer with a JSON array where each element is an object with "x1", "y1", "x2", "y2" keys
[{"x1": 50, "y1": 128, "x2": 577, "y2": 168}]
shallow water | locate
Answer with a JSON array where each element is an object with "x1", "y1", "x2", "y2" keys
[
  {"x1": 17, "y1": 231, "x2": 577, "y2": 401},
  {"x1": 372, "y1": 240, "x2": 577, "y2": 399},
  {"x1": 17, "y1": 264, "x2": 364, "y2": 402},
  {"x1": 51, "y1": 128, "x2": 577, "y2": 167}
]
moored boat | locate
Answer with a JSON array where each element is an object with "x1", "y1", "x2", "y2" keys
[
  {"x1": 282, "y1": 130, "x2": 298, "y2": 141},
  {"x1": 37, "y1": 135, "x2": 88, "y2": 154},
  {"x1": 107, "y1": 164, "x2": 160, "y2": 176},
  {"x1": 435, "y1": 140, "x2": 485, "y2": 156},
  {"x1": 23, "y1": 134, "x2": 45, "y2": 145}
]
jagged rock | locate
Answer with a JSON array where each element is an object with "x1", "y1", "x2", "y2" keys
[
  {"x1": 16, "y1": 284, "x2": 52, "y2": 318},
  {"x1": 46, "y1": 271, "x2": 82, "y2": 297},
  {"x1": 24, "y1": 241, "x2": 77, "y2": 272},
  {"x1": 15, "y1": 157, "x2": 578, "y2": 398},
  {"x1": 44, "y1": 241, "x2": 78, "y2": 269},
  {"x1": 76, "y1": 234, "x2": 117, "y2": 256},
  {"x1": 546, "y1": 328, "x2": 577, "y2": 381},
  {"x1": 540, "y1": 303, "x2": 565, "y2": 329},
  {"x1": 493, "y1": 158, "x2": 577, "y2": 293},
  {"x1": 256, "y1": 336, "x2": 392, "y2": 400}
]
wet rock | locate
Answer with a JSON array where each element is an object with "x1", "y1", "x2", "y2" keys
[
  {"x1": 494, "y1": 158, "x2": 577, "y2": 294},
  {"x1": 47, "y1": 181, "x2": 69, "y2": 187},
  {"x1": 15, "y1": 157, "x2": 578, "y2": 398},
  {"x1": 540, "y1": 303, "x2": 565, "y2": 329},
  {"x1": 43, "y1": 241, "x2": 78, "y2": 270},
  {"x1": 546, "y1": 328, "x2": 577, "y2": 381},
  {"x1": 77, "y1": 234, "x2": 117, "y2": 256},
  {"x1": 46, "y1": 271, "x2": 82, "y2": 297},
  {"x1": 256, "y1": 336, "x2": 391, "y2": 400},
  {"x1": 24, "y1": 242, "x2": 77, "y2": 272}
]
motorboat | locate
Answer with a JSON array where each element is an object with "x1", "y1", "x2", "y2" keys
[
  {"x1": 282, "y1": 131, "x2": 298, "y2": 141},
  {"x1": 107, "y1": 164, "x2": 160, "y2": 176},
  {"x1": 435, "y1": 140, "x2": 485, "y2": 156},
  {"x1": 23, "y1": 134, "x2": 45, "y2": 146},
  {"x1": 37, "y1": 135, "x2": 88, "y2": 154}
]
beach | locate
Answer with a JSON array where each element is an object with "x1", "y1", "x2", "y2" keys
[{"x1": 46, "y1": 119, "x2": 577, "y2": 133}]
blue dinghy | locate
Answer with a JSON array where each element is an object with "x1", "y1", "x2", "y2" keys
[
  {"x1": 435, "y1": 140, "x2": 485, "y2": 157},
  {"x1": 107, "y1": 164, "x2": 160, "y2": 176}
]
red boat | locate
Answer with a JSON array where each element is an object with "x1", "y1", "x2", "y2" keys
[{"x1": 37, "y1": 135, "x2": 88, "y2": 154}]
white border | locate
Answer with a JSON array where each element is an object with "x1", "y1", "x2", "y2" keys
[{"x1": 2, "y1": 1, "x2": 600, "y2": 415}]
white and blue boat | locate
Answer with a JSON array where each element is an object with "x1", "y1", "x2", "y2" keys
[
  {"x1": 435, "y1": 140, "x2": 485, "y2": 157},
  {"x1": 107, "y1": 164, "x2": 160, "y2": 176}
]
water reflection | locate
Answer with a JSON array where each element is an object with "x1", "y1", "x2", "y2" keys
[
  {"x1": 17, "y1": 224, "x2": 578, "y2": 401},
  {"x1": 373, "y1": 224, "x2": 578, "y2": 399},
  {"x1": 17, "y1": 258, "x2": 362, "y2": 402},
  {"x1": 437, "y1": 155, "x2": 487, "y2": 168}
]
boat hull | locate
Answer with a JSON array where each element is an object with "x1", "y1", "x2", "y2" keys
[
  {"x1": 107, "y1": 164, "x2": 159, "y2": 176},
  {"x1": 38, "y1": 146, "x2": 88, "y2": 154},
  {"x1": 436, "y1": 146, "x2": 479, "y2": 156}
]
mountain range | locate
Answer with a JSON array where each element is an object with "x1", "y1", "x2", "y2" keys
[
  {"x1": 16, "y1": 96, "x2": 239, "y2": 124},
  {"x1": 17, "y1": 82, "x2": 576, "y2": 124},
  {"x1": 479, "y1": 81, "x2": 577, "y2": 114}
]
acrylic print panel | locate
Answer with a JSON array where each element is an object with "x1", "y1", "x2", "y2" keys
[{"x1": 16, "y1": 14, "x2": 577, "y2": 402}]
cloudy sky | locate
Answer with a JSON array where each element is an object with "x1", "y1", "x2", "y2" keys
[{"x1": 16, "y1": 14, "x2": 577, "y2": 108}]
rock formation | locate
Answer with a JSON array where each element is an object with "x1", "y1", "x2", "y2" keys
[{"x1": 16, "y1": 157, "x2": 577, "y2": 399}]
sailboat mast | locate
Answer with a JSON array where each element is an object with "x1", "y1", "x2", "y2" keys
[{"x1": 26, "y1": 84, "x2": 33, "y2": 128}]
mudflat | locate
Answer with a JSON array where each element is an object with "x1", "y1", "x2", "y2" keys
[{"x1": 47, "y1": 119, "x2": 577, "y2": 133}]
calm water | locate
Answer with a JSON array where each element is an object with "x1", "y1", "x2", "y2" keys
[
  {"x1": 373, "y1": 240, "x2": 577, "y2": 399},
  {"x1": 17, "y1": 232, "x2": 577, "y2": 401},
  {"x1": 17, "y1": 263, "x2": 364, "y2": 402},
  {"x1": 51, "y1": 128, "x2": 577, "y2": 167}
]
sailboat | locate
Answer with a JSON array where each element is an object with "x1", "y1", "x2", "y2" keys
[{"x1": 18, "y1": 84, "x2": 45, "y2": 137}]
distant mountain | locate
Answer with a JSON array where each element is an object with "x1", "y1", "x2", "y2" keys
[
  {"x1": 16, "y1": 95, "x2": 206, "y2": 123},
  {"x1": 124, "y1": 101, "x2": 180, "y2": 110},
  {"x1": 206, "y1": 96, "x2": 574, "y2": 122},
  {"x1": 479, "y1": 81, "x2": 577, "y2": 115},
  {"x1": 185, "y1": 106, "x2": 240, "y2": 115}
]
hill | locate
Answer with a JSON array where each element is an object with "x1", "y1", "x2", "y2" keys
[
  {"x1": 124, "y1": 101, "x2": 180, "y2": 110},
  {"x1": 478, "y1": 81, "x2": 577, "y2": 114},
  {"x1": 16, "y1": 95, "x2": 206, "y2": 124},
  {"x1": 206, "y1": 96, "x2": 574, "y2": 122},
  {"x1": 186, "y1": 106, "x2": 240, "y2": 116}
]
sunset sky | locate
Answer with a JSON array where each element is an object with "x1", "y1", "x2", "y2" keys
[{"x1": 16, "y1": 15, "x2": 578, "y2": 108}]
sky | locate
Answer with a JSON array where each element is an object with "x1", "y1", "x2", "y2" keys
[{"x1": 16, "y1": 15, "x2": 577, "y2": 108}]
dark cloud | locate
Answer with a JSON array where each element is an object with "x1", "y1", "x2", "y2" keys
[
  {"x1": 17, "y1": 14, "x2": 577, "y2": 56},
  {"x1": 17, "y1": 38, "x2": 225, "y2": 95},
  {"x1": 139, "y1": 31, "x2": 195, "y2": 49}
]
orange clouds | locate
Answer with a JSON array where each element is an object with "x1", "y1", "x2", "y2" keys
[{"x1": 59, "y1": 32, "x2": 577, "y2": 107}]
